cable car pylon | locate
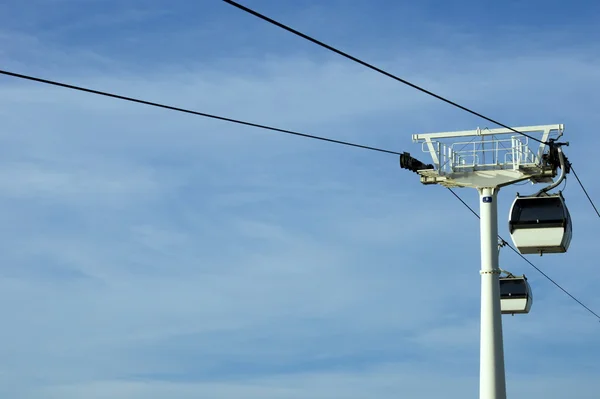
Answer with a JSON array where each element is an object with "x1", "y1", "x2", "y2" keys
[{"x1": 404, "y1": 124, "x2": 571, "y2": 399}]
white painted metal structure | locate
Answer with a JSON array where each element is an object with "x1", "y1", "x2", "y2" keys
[
  {"x1": 409, "y1": 124, "x2": 566, "y2": 399},
  {"x1": 412, "y1": 124, "x2": 562, "y2": 188}
]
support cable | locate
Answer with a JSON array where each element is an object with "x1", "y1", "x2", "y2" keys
[
  {"x1": 222, "y1": 0, "x2": 546, "y2": 145},
  {"x1": 571, "y1": 166, "x2": 600, "y2": 218},
  {"x1": 0, "y1": 70, "x2": 401, "y2": 156},
  {"x1": 447, "y1": 188, "x2": 600, "y2": 321},
  {"x1": 1, "y1": 68, "x2": 597, "y2": 321}
]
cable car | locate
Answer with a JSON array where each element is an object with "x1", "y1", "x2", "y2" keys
[
  {"x1": 508, "y1": 192, "x2": 572, "y2": 255},
  {"x1": 500, "y1": 275, "x2": 532, "y2": 315}
]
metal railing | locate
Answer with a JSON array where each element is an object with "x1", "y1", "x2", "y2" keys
[{"x1": 421, "y1": 136, "x2": 539, "y2": 174}]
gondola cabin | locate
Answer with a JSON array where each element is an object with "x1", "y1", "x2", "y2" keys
[
  {"x1": 508, "y1": 193, "x2": 572, "y2": 255},
  {"x1": 500, "y1": 276, "x2": 532, "y2": 315}
]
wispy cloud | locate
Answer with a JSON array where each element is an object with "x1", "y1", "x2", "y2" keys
[{"x1": 0, "y1": 1, "x2": 599, "y2": 398}]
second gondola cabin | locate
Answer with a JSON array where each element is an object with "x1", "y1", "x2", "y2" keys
[
  {"x1": 500, "y1": 276, "x2": 532, "y2": 315},
  {"x1": 508, "y1": 193, "x2": 572, "y2": 255}
]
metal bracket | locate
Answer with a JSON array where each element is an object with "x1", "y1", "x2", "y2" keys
[
  {"x1": 498, "y1": 238, "x2": 508, "y2": 250},
  {"x1": 480, "y1": 270, "x2": 501, "y2": 275},
  {"x1": 499, "y1": 269, "x2": 516, "y2": 278}
]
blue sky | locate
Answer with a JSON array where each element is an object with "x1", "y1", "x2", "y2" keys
[{"x1": 0, "y1": 0, "x2": 599, "y2": 398}]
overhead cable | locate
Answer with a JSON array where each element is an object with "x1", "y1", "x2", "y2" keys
[
  {"x1": 570, "y1": 166, "x2": 600, "y2": 218},
  {"x1": 0, "y1": 69, "x2": 401, "y2": 156},
  {"x1": 224, "y1": 0, "x2": 600, "y2": 238},
  {"x1": 2, "y1": 68, "x2": 597, "y2": 320},
  {"x1": 222, "y1": 0, "x2": 546, "y2": 145},
  {"x1": 447, "y1": 188, "x2": 600, "y2": 321}
]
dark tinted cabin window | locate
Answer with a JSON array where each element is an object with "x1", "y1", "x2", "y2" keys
[
  {"x1": 500, "y1": 280, "x2": 527, "y2": 298},
  {"x1": 512, "y1": 197, "x2": 564, "y2": 224}
]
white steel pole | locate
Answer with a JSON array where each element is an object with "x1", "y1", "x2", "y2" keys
[{"x1": 479, "y1": 187, "x2": 507, "y2": 399}]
